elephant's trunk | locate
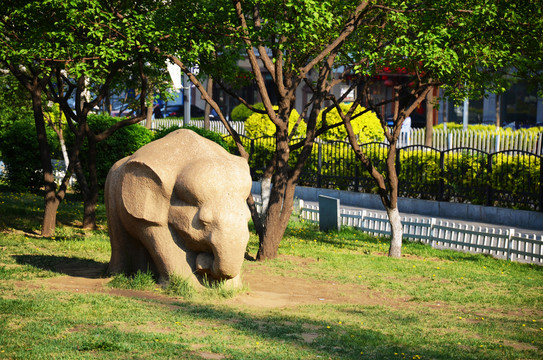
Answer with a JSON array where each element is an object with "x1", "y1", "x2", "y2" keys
[
  {"x1": 211, "y1": 248, "x2": 244, "y2": 280},
  {"x1": 195, "y1": 236, "x2": 246, "y2": 281}
]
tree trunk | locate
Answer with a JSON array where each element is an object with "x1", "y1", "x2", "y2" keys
[
  {"x1": 42, "y1": 193, "x2": 60, "y2": 237},
  {"x1": 72, "y1": 131, "x2": 98, "y2": 231},
  {"x1": 257, "y1": 209, "x2": 288, "y2": 260},
  {"x1": 425, "y1": 88, "x2": 434, "y2": 146},
  {"x1": 495, "y1": 93, "x2": 501, "y2": 128},
  {"x1": 30, "y1": 88, "x2": 59, "y2": 237},
  {"x1": 82, "y1": 136, "x2": 98, "y2": 229},
  {"x1": 105, "y1": 93, "x2": 112, "y2": 115},
  {"x1": 82, "y1": 197, "x2": 97, "y2": 229},
  {"x1": 386, "y1": 206, "x2": 403, "y2": 258},
  {"x1": 72, "y1": 159, "x2": 93, "y2": 229},
  {"x1": 45, "y1": 109, "x2": 70, "y2": 170},
  {"x1": 256, "y1": 180, "x2": 295, "y2": 260},
  {"x1": 383, "y1": 139, "x2": 403, "y2": 258},
  {"x1": 442, "y1": 99, "x2": 448, "y2": 128},
  {"x1": 259, "y1": 159, "x2": 275, "y2": 218},
  {"x1": 204, "y1": 77, "x2": 213, "y2": 130},
  {"x1": 59, "y1": 138, "x2": 69, "y2": 168},
  {"x1": 256, "y1": 125, "x2": 297, "y2": 260},
  {"x1": 260, "y1": 176, "x2": 272, "y2": 216},
  {"x1": 145, "y1": 105, "x2": 153, "y2": 129}
]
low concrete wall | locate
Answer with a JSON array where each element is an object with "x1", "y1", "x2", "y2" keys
[{"x1": 251, "y1": 182, "x2": 543, "y2": 231}]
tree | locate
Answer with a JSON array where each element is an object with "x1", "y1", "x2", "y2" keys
[
  {"x1": 0, "y1": 0, "x2": 70, "y2": 236},
  {"x1": 335, "y1": 1, "x2": 543, "y2": 257},
  {"x1": 141, "y1": 0, "x2": 395, "y2": 260},
  {"x1": 0, "y1": 0, "x2": 168, "y2": 235},
  {"x1": 48, "y1": 57, "x2": 162, "y2": 229},
  {"x1": 158, "y1": 0, "x2": 543, "y2": 260}
]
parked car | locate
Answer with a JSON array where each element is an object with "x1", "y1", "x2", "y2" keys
[
  {"x1": 164, "y1": 104, "x2": 202, "y2": 118},
  {"x1": 164, "y1": 104, "x2": 217, "y2": 119},
  {"x1": 111, "y1": 107, "x2": 136, "y2": 117}
]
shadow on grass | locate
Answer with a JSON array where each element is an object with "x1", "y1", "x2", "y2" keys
[
  {"x1": 13, "y1": 254, "x2": 108, "y2": 278},
  {"x1": 163, "y1": 301, "x2": 498, "y2": 360}
]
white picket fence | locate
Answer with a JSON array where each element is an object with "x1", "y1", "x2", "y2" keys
[
  {"x1": 297, "y1": 200, "x2": 543, "y2": 265},
  {"x1": 141, "y1": 118, "x2": 246, "y2": 135},
  {"x1": 405, "y1": 128, "x2": 543, "y2": 154}
]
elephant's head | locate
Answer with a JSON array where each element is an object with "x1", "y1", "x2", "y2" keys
[{"x1": 168, "y1": 157, "x2": 252, "y2": 282}]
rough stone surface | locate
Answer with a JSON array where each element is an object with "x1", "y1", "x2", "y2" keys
[{"x1": 105, "y1": 129, "x2": 252, "y2": 287}]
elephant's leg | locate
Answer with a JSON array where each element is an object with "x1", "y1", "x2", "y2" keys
[
  {"x1": 108, "y1": 214, "x2": 156, "y2": 275},
  {"x1": 137, "y1": 226, "x2": 197, "y2": 284}
]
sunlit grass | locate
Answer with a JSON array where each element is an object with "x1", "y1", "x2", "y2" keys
[
  {"x1": 1, "y1": 191, "x2": 542, "y2": 359},
  {"x1": 108, "y1": 270, "x2": 158, "y2": 291}
]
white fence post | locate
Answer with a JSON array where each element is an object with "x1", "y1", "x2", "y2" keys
[
  {"x1": 507, "y1": 228, "x2": 515, "y2": 261},
  {"x1": 430, "y1": 218, "x2": 437, "y2": 248}
]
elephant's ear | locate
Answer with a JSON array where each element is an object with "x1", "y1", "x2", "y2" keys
[{"x1": 121, "y1": 160, "x2": 169, "y2": 224}]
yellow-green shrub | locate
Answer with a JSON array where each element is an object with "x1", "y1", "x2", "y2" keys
[
  {"x1": 230, "y1": 102, "x2": 264, "y2": 122},
  {"x1": 397, "y1": 148, "x2": 441, "y2": 198},
  {"x1": 317, "y1": 103, "x2": 384, "y2": 143},
  {"x1": 490, "y1": 154, "x2": 540, "y2": 192},
  {"x1": 245, "y1": 107, "x2": 306, "y2": 138}
]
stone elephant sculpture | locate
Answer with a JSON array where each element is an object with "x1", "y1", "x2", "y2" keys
[{"x1": 105, "y1": 129, "x2": 252, "y2": 287}]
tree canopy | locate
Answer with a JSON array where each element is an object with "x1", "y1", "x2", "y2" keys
[{"x1": 0, "y1": 0, "x2": 173, "y2": 235}]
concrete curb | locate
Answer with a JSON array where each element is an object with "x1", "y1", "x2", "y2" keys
[{"x1": 251, "y1": 182, "x2": 543, "y2": 231}]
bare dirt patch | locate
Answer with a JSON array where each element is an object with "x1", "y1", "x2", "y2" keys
[
  {"x1": 231, "y1": 271, "x2": 394, "y2": 308},
  {"x1": 301, "y1": 332, "x2": 319, "y2": 343},
  {"x1": 19, "y1": 259, "x2": 411, "y2": 311},
  {"x1": 190, "y1": 344, "x2": 226, "y2": 360},
  {"x1": 500, "y1": 339, "x2": 539, "y2": 352}
]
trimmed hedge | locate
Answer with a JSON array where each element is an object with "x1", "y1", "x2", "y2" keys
[
  {"x1": 0, "y1": 117, "x2": 61, "y2": 192},
  {"x1": 153, "y1": 125, "x2": 229, "y2": 150},
  {"x1": 230, "y1": 102, "x2": 264, "y2": 122},
  {"x1": 76, "y1": 115, "x2": 154, "y2": 194},
  {"x1": 241, "y1": 136, "x2": 541, "y2": 211},
  {"x1": 434, "y1": 123, "x2": 543, "y2": 134},
  {"x1": 245, "y1": 107, "x2": 306, "y2": 138}
]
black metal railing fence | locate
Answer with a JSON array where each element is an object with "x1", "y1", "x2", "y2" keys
[{"x1": 229, "y1": 136, "x2": 543, "y2": 212}]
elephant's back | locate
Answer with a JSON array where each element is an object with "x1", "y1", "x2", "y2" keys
[
  {"x1": 110, "y1": 129, "x2": 249, "y2": 196},
  {"x1": 130, "y1": 129, "x2": 239, "y2": 169}
]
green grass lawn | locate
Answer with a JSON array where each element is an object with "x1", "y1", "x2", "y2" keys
[{"x1": 1, "y1": 190, "x2": 542, "y2": 359}]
